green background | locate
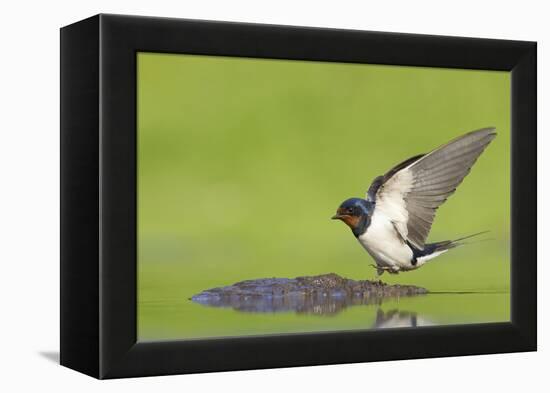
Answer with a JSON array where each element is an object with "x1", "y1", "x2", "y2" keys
[{"x1": 137, "y1": 53, "x2": 510, "y2": 341}]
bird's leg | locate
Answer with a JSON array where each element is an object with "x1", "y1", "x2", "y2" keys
[
  {"x1": 370, "y1": 264, "x2": 386, "y2": 283},
  {"x1": 369, "y1": 264, "x2": 379, "y2": 280}
]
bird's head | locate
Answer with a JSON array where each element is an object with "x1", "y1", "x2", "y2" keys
[{"x1": 331, "y1": 198, "x2": 372, "y2": 233}]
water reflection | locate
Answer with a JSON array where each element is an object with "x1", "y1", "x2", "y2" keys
[
  {"x1": 192, "y1": 285, "x2": 430, "y2": 320},
  {"x1": 373, "y1": 309, "x2": 434, "y2": 328},
  {"x1": 192, "y1": 288, "x2": 435, "y2": 328},
  {"x1": 192, "y1": 293, "x2": 435, "y2": 329},
  {"x1": 193, "y1": 290, "x2": 396, "y2": 315},
  {"x1": 145, "y1": 290, "x2": 509, "y2": 340}
]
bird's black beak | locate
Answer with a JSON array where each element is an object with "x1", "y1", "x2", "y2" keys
[{"x1": 332, "y1": 207, "x2": 348, "y2": 220}]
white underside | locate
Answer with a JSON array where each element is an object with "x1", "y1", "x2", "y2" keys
[
  {"x1": 416, "y1": 250, "x2": 448, "y2": 264},
  {"x1": 357, "y1": 209, "x2": 447, "y2": 273}
]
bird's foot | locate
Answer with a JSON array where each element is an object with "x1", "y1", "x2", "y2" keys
[{"x1": 369, "y1": 264, "x2": 387, "y2": 283}]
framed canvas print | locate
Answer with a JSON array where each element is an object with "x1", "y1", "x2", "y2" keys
[{"x1": 60, "y1": 14, "x2": 536, "y2": 379}]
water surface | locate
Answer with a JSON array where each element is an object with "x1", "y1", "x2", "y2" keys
[{"x1": 139, "y1": 285, "x2": 509, "y2": 341}]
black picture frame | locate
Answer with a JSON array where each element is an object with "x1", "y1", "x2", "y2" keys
[{"x1": 60, "y1": 14, "x2": 536, "y2": 379}]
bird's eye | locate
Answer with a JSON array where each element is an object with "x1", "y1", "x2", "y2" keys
[{"x1": 347, "y1": 208, "x2": 353, "y2": 214}]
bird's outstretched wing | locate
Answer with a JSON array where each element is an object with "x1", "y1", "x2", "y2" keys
[{"x1": 366, "y1": 128, "x2": 496, "y2": 250}]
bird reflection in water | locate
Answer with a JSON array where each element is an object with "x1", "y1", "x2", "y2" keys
[{"x1": 373, "y1": 308, "x2": 434, "y2": 329}]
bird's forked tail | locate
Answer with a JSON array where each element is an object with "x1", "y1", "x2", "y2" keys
[{"x1": 410, "y1": 231, "x2": 490, "y2": 265}]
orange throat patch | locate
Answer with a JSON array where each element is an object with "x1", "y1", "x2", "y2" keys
[{"x1": 340, "y1": 215, "x2": 361, "y2": 229}]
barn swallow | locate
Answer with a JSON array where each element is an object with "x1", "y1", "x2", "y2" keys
[{"x1": 332, "y1": 128, "x2": 496, "y2": 276}]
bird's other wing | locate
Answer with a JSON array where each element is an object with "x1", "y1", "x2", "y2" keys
[{"x1": 367, "y1": 128, "x2": 497, "y2": 250}]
